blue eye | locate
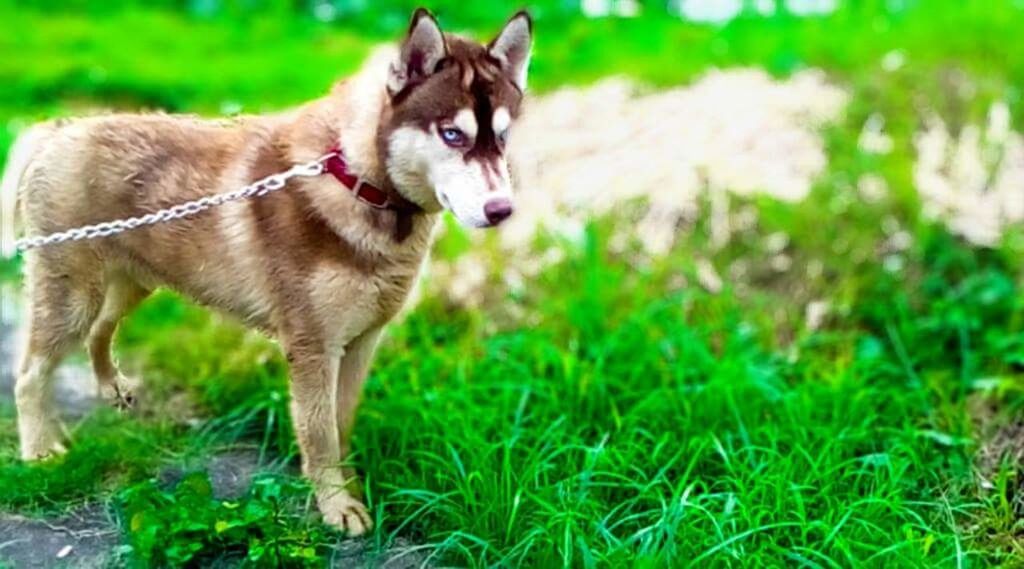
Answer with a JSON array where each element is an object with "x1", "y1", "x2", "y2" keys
[{"x1": 440, "y1": 127, "x2": 467, "y2": 147}]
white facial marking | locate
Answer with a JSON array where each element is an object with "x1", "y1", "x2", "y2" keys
[
  {"x1": 493, "y1": 107, "x2": 511, "y2": 138},
  {"x1": 452, "y1": 108, "x2": 478, "y2": 140},
  {"x1": 386, "y1": 124, "x2": 512, "y2": 229}
]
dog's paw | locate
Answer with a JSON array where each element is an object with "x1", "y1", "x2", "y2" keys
[
  {"x1": 20, "y1": 426, "x2": 69, "y2": 461},
  {"x1": 317, "y1": 490, "x2": 373, "y2": 537},
  {"x1": 22, "y1": 441, "x2": 68, "y2": 461},
  {"x1": 98, "y1": 375, "x2": 139, "y2": 411}
]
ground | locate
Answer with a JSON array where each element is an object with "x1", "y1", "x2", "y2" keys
[{"x1": 1, "y1": 2, "x2": 1024, "y2": 567}]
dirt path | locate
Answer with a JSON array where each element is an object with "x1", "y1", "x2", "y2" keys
[{"x1": 0, "y1": 505, "x2": 118, "y2": 568}]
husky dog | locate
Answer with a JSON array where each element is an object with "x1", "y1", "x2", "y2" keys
[{"x1": 0, "y1": 8, "x2": 532, "y2": 534}]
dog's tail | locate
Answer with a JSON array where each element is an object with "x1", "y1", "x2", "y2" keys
[{"x1": 1, "y1": 124, "x2": 51, "y2": 258}]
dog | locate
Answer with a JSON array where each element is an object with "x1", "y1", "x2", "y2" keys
[{"x1": 0, "y1": 8, "x2": 531, "y2": 535}]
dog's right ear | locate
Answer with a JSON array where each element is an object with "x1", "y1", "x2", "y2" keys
[{"x1": 388, "y1": 8, "x2": 447, "y2": 97}]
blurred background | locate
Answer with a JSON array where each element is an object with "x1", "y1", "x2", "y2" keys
[{"x1": 1, "y1": 1, "x2": 1023, "y2": 567}]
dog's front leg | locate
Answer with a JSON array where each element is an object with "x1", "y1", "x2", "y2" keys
[
  {"x1": 286, "y1": 341, "x2": 373, "y2": 536},
  {"x1": 336, "y1": 326, "x2": 383, "y2": 469}
]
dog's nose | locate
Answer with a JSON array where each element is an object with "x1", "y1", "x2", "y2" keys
[{"x1": 484, "y1": 198, "x2": 513, "y2": 226}]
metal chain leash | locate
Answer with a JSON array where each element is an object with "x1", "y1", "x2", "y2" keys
[{"x1": 14, "y1": 153, "x2": 335, "y2": 252}]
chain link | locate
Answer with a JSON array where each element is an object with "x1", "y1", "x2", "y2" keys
[{"x1": 14, "y1": 154, "x2": 334, "y2": 251}]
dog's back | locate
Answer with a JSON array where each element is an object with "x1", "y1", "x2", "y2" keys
[
  {"x1": 5, "y1": 114, "x2": 239, "y2": 247},
  {"x1": 13, "y1": 113, "x2": 307, "y2": 324},
  {"x1": 18, "y1": 114, "x2": 247, "y2": 240}
]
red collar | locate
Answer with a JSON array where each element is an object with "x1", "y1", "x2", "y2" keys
[{"x1": 322, "y1": 147, "x2": 392, "y2": 209}]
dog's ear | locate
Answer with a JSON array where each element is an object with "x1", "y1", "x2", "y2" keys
[
  {"x1": 489, "y1": 10, "x2": 532, "y2": 91},
  {"x1": 388, "y1": 8, "x2": 447, "y2": 97}
]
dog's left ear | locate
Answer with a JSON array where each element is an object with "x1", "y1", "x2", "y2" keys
[
  {"x1": 388, "y1": 8, "x2": 448, "y2": 97},
  {"x1": 489, "y1": 11, "x2": 533, "y2": 91}
]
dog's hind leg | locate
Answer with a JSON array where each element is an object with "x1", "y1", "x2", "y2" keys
[
  {"x1": 16, "y1": 259, "x2": 100, "y2": 460},
  {"x1": 86, "y1": 275, "x2": 149, "y2": 410},
  {"x1": 16, "y1": 348, "x2": 70, "y2": 460}
]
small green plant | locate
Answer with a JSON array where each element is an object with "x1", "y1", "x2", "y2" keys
[{"x1": 119, "y1": 472, "x2": 337, "y2": 567}]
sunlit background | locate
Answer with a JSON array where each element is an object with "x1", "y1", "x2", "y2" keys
[{"x1": 1, "y1": 1, "x2": 1023, "y2": 567}]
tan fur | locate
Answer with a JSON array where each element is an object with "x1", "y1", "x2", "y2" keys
[{"x1": 7, "y1": 9, "x2": 531, "y2": 536}]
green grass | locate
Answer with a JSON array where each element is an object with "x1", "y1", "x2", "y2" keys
[
  {"x1": 120, "y1": 472, "x2": 338, "y2": 567},
  {"x1": 1, "y1": 1, "x2": 1024, "y2": 567},
  {"x1": 0, "y1": 406, "x2": 179, "y2": 510},
  {"x1": 6, "y1": 218, "x2": 1020, "y2": 565}
]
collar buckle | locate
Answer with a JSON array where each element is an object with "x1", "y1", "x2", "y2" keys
[
  {"x1": 323, "y1": 146, "x2": 391, "y2": 209},
  {"x1": 352, "y1": 180, "x2": 390, "y2": 209}
]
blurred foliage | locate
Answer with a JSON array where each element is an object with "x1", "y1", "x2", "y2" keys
[
  {"x1": 3, "y1": 0, "x2": 1024, "y2": 127},
  {"x1": 1, "y1": 0, "x2": 1024, "y2": 566}
]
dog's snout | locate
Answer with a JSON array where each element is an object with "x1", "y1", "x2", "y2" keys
[{"x1": 484, "y1": 198, "x2": 513, "y2": 226}]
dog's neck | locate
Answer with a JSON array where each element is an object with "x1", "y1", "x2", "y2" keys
[
  {"x1": 330, "y1": 52, "x2": 392, "y2": 193},
  {"x1": 282, "y1": 47, "x2": 439, "y2": 248}
]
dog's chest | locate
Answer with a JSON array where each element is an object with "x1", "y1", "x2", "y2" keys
[
  {"x1": 304, "y1": 258, "x2": 422, "y2": 346},
  {"x1": 297, "y1": 207, "x2": 437, "y2": 339}
]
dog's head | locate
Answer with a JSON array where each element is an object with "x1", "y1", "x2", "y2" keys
[{"x1": 380, "y1": 8, "x2": 532, "y2": 228}]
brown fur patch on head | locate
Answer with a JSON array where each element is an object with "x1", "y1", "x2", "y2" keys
[{"x1": 384, "y1": 34, "x2": 524, "y2": 162}]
